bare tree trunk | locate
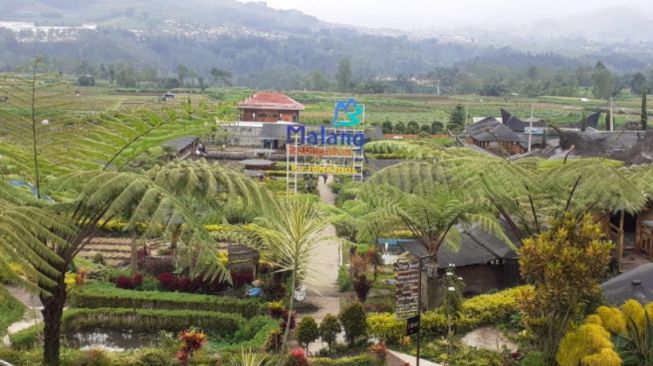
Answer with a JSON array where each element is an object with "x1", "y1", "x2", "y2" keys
[
  {"x1": 40, "y1": 276, "x2": 66, "y2": 366},
  {"x1": 130, "y1": 231, "x2": 138, "y2": 276},
  {"x1": 283, "y1": 270, "x2": 297, "y2": 350}
]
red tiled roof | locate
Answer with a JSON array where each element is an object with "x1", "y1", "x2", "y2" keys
[{"x1": 238, "y1": 92, "x2": 305, "y2": 111}]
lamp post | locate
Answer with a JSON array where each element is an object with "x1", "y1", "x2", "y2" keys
[{"x1": 416, "y1": 253, "x2": 436, "y2": 366}]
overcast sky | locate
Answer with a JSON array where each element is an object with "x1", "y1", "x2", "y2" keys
[{"x1": 239, "y1": 0, "x2": 653, "y2": 30}]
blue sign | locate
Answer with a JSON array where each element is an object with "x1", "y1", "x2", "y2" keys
[
  {"x1": 332, "y1": 98, "x2": 364, "y2": 127},
  {"x1": 287, "y1": 125, "x2": 365, "y2": 148}
]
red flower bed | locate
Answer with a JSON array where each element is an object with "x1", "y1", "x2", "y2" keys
[{"x1": 114, "y1": 273, "x2": 143, "y2": 289}]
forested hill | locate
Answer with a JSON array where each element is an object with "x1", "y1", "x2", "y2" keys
[{"x1": 1, "y1": 0, "x2": 652, "y2": 91}]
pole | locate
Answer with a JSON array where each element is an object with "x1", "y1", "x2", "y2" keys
[
  {"x1": 416, "y1": 254, "x2": 436, "y2": 366},
  {"x1": 528, "y1": 104, "x2": 533, "y2": 153}
]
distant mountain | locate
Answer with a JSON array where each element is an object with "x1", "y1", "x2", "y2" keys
[
  {"x1": 0, "y1": 1, "x2": 652, "y2": 89},
  {"x1": 531, "y1": 6, "x2": 653, "y2": 41}
]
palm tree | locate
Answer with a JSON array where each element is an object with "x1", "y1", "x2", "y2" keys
[
  {"x1": 247, "y1": 197, "x2": 328, "y2": 348},
  {"x1": 0, "y1": 65, "x2": 264, "y2": 365}
]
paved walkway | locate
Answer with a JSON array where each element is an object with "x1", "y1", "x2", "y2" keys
[
  {"x1": 302, "y1": 175, "x2": 344, "y2": 354},
  {"x1": 387, "y1": 349, "x2": 441, "y2": 366},
  {"x1": 2, "y1": 285, "x2": 43, "y2": 347}
]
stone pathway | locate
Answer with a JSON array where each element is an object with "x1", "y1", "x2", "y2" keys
[
  {"x1": 460, "y1": 326, "x2": 518, "y2": 352},
  {"x1": 387, "y1": 349, "x2": 441, "y2": 366},
  {"x1": 2, "y1": 285, "x2": 43, "y2": 347}
]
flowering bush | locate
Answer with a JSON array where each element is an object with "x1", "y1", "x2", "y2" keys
[
  {"x1": 367, "y1": 313, "x2": 404, "y2": 344},
  {"x1": 176, "y1": 327, "x2": 207, "y2": 366},
  {"x1": 114, "y1": 273, "x2": 143, "y2": 290},
  {"x1": 285, "y1": 347, "x2": 310, "y2": 366}
]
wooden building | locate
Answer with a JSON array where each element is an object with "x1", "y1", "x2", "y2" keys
[
  {"x1": 465, "y1": 117, "x2": 526, "y2": 156},
  {"x1": 238, "y1": 92, "x2": 304, "y2": 123}
]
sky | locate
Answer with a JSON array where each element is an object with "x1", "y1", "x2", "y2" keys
[{"x1": 239, "y1": 0, "x2": 653, "y2": 30}]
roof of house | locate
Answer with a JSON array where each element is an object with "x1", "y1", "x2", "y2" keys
[
  {"x1": 466, "y1": 118, "x2": 525, "y2": 143},
  {"x1": 568, "y1": 111, "x2": 602, "y2": 129},
  {"x1": 163, "y1": 136, "x2": 198, "y2": 152},
  {"x1": 398, "y1": 223, "x2": 520, "y2": 267},
  {"x1": 557, "y1": 128, "x2": 646, "y2": 158},
  {"x1": 238, "y1": 92, "x2": 305, "y2": 111},
  {"x1": 501, "y1": 109, "x2": 545, "y2": 133},
  {"x1": 601, "y1": 263, "x2": 653, "y2": 305}
]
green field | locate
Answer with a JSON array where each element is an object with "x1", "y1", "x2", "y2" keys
[{"x1": 6, "y1": 80, "x2": 646, "y2": 129}]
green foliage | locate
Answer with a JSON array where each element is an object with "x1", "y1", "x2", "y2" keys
[
  {"x1": 70, "y1": 349, "x2": 114, "y2": 366},
  {"x1": 520, "y1": 352, "x2": 546, "y2": 366},
  {"x1": 338, "y1": 302, "x2": 368, "y2": 346},
  {"x1": 448, "y1": 104, "x2": 466, "y2": 131},
  {"x1": 70, "y1": 283, "x2": 263, "y2": 318},
  {"x1": 367, "y1": 312, "x2": 404, "y2": 344},
  {"x1": 0, "y1": 285, "x2": 26, "y2": 336},
  {"x1": 618, "y1": 310, "x2": 653, "y2": 366},
  {"x1": 519, "y1": 214, "x2": 613, "y2": 363},
  {"x1": 62, "y1": 307, "x2": 244, "y2": 335},
  {"x1": 296, "y1": 317, "x2": 320, "y2": 349},
  {"x1": 9, "y1": 323, "x2": 42, "y2": 350},
  {"x1": 418, "y1": 337, "x2": 504, "y2": 366},
  {"x1": 319, "y1": 314, "x2": 342, "y2": 351},
  {"x1": 208, "y1": 317, "x2": 279, "y2": 353},
  {"x1": 421, "y1": 286, "x2": 525, "y2": 336},
  {"x1": 311, "y1": 354, "x2": 382, "y2": 366},
  {"x1": 337, "y1": 265, "x2": 351, "y2": 292}
]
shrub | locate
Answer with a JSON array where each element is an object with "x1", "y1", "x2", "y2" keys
[
  {"x1": 91, "y1": 253, "x2": 105, "y2": 265},
  {"x1": 286, "y1": 348, "x2": 310, "y2": 366},
  {"x1": 264, "y1": 328, "x2": 284, "y2": 352},
  {"x1": 70, "y1": 283, "x2": 262, "y2": 318},
  {"x1": 296, "y1": 317, "x2": 319, "y2": 350},
  {"x1": 339, "y1": 302, "x2": 368, "y2": 346},
  {"x1": 596, "y1": 306, "x2": 626, "y2": 334},
  {"x1": 556, "y1": 323, "x2": 617, "y2": 366},
  {"x1": 176, "y1": 327, "x2": 207, "y2": 365},
  {"x1": 142, "y1": 256, "x2": 175, "y2": 275},
  {"x1": 520, "y1": 352, "x2": 546, "y2": 366},
  {"x1": 367, "y1": 313, "x2": 404, "y2": 344},
  {"x1": 337, "y1": 266, "x2": 351, "y2": 292},
  {"x1": 114, "y1": 273, "x2": 143, "y2": 289},
  {"x1": 71, "y1": 349, "x2": 113, "y2": 366},
  {"x1": 320, "y1": 314, "x2": 342, "y2": 351},
  {"x1": 311, "y1": 354, "x2": 382, "y2": 366},
  {"x1": 131, "y1": 348, "x2": 174, "y2": 366},
  {"x1": 211, "y1": 316, "x2": 279, "y2": 353},
  {"x1": 353, "y1": 275, "x2": 371, "y2": 302}
]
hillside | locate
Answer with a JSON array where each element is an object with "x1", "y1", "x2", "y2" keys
[{"x1": 0, "y1": 0, "x2": 652, "y2": 90}]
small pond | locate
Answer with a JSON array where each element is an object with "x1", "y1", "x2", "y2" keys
[{"x1": 64, "y1": 328, "x2": 161, "y2": 352}]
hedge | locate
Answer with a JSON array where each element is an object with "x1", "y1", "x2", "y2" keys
[
  {"x1": 9, "y1": 324, "x2": 42, "y2": 350},
  {"x1": 311, "y1": 354, "x2": 382, "y2": 366},
  {"x1": 71, "y1": 283, "x2": 263, "y2": 318},
  {"x1": 62, "y1": 307, "x2": 243, "y2": 335},
  {"x1": 366, "y1": 286, "x2": 529, "y2": 342},
  {"x1": 208, "y1": 316, "x2": 279, "y2": 353}
]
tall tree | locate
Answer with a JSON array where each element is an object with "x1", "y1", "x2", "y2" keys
[
  {"x1": 336, "y1": 58, "x2": 352, "y2": 92},
  {"x1": 247, "y1": 198, "x2": 328, "y2": 349},
  {"x1": 518, "y1": 213, "x2": 612, "y2": 364},
  {"x1": 210, "y1": 67, "x2": 232, "y2": 87},
  {"x1": 592, "y1": 61, "x2": 615, "y2": 100},
  {"x1": 177, "y1": 64, "x2": 190, "y2": 85},
  {"x1": 631, "y1": 72, "x2": 647, "y2": 95},
  {"x1": 448, "y1": 104, "x2": 465, "y2": 132},
  {"x1": 642, "y1": 88, "x2": 648, "y2": 131}
]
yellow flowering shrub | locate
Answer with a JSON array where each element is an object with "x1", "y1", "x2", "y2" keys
[
  {"x1": 585, "y1": 315, "x2": 602, "y2": 326},
  {"x1": 556, "y1": 323, "x2": 616, "y2": 366},
  {"x1": 596, "y1": 306, "x2": 625, "y2": 334},
  {"x1": 64, "y1": 272, "x2": 77, "y2": 288},
  {"x1": 367, "y1": 313, "x2": 404, "y2": 343},
  {"x1": 581, "y1": 348, "x2": 622, "y2": 366},
  {"x1": 622, "y1": 300, "x2": 645, "y2": 330}
]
